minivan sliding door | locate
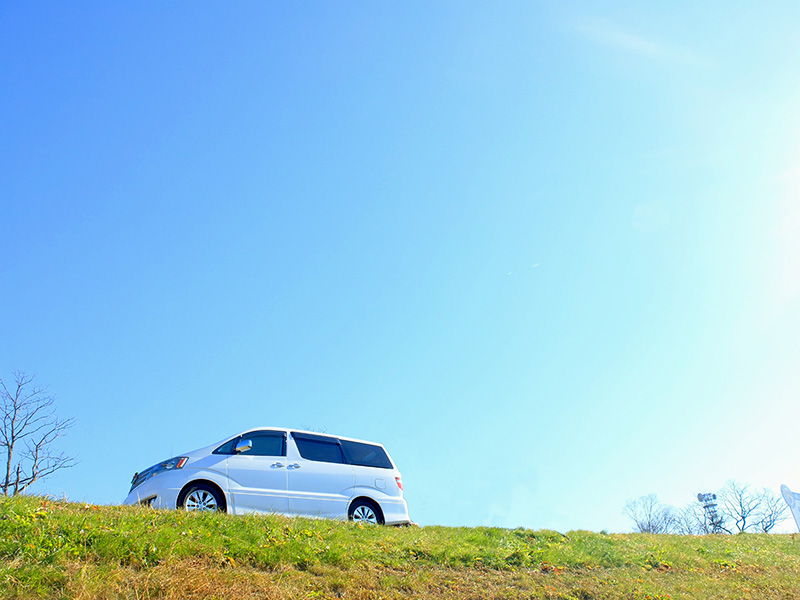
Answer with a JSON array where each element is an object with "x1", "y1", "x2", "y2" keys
[{"x1": 287, "y1": 433, "x2": 355, "y2": 519}]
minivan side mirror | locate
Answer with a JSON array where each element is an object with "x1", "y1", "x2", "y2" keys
[{"x1": 235, "y1": 439, "x2": 253, "y2": 454}]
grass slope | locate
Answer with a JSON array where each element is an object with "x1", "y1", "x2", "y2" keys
[{"x1": 2, "y1": 495, "x2": 799, "y2": 599}]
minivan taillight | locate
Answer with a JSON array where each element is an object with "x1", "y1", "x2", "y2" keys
[{"x1": 395, "y1": 477, "x2": 403, "y2": 491}]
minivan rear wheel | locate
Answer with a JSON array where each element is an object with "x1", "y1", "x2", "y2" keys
[
  {"x1": 181, "y1": 483, "x2": 223, "y2": 512},
  {"x1": 349, "y1": 499, "x2": 384, "y2": 525}
]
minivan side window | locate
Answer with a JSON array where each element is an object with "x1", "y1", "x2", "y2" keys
[
  {"x1": 243, "y1": 432, "x2": 286, "y2": 457},
  {"x1": 214, "y1": 432, "x2": 286, "y2": 456},
  {"x1": 293, "y1": 435, "x2": 344, "y2": 464},
  {"x1": 340, "y1": 440, "x2": 393, "y2": 469}
]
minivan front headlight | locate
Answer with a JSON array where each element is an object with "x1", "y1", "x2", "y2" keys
[{"x1": 129, "y1": 456, "x2": 188, "y2": 493}]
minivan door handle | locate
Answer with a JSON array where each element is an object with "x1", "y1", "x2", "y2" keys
[
  {"x1": 271, "y1": 462, "x2": 284, "y2": 468},
  {"x1": 288, "y1": 463, "x2": 301, "y2": 469}
]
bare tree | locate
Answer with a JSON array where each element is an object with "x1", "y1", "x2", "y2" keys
[
  {"x1": 631, "y1": 485, "x2": 786, "y2": 535},
  {"x1": 1, "y1": 371, "x2": 75, "y2": 495},
  {"x1": 754, "y1": 487, "x2": 788, "y2": 533},
  {"x1": 719, "y1": 480, "x2": 760, "y2": 533},
  {"x1": 624, "y1": 494, "x2": 679, "y2": 533},
  {"x1": 675, "y1": 502, "x2": 711, "y2": 535}
]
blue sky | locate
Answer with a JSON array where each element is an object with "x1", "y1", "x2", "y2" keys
[{"x1": 2, "y1": 1, "x2": 800, "y2": 532}]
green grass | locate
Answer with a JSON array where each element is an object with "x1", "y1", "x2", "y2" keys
[{"x1": 2, "y1": 494, "x2": 800, "y2": 599}]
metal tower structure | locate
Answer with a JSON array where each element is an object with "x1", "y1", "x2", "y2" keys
[{"x1": 697, "y1": 492, "x2": 725, "y2": 533}]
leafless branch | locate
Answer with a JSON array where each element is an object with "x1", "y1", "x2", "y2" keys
[
  {"x1": 624, "y1": 494, "x2": 679, "y2": 534},
  {"x1": 675, "y1": 503, "x2": 707, "y2": 535},
  {"x1": 0, "y1": 371, "x2": 75, "y2": 495},
  {"x1": 755, "y1": 488, "x2": 788, "y2": 533},
  {"x1": 719, "y1": 480, "x2": 760, "y2": 533}
]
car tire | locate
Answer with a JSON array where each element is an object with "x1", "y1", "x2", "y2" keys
[
  {"x1": 181, "y1": 483, "x2": 224, "y2": 512},
  {"x1": 349, "y1": 499, "x2": 384, "y2": 525}
]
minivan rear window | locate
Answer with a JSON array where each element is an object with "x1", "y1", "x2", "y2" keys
[
  {"x1": 294, "y1": 438, "x2": 344, "y2": 464},
  {"x1": 340, "y1": 440, "x2": 393, "y2": 469}
]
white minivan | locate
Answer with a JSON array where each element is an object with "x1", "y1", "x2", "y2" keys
[{"x1": 123, "y1": 428, "x2": 411, "y2": 525}]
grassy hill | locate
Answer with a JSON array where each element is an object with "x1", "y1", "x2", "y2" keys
[{"x1": 2, "y1": 495, "x2": 799, "y2": 599}]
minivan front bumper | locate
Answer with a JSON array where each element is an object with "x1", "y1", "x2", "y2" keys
[{"x1": 123, "y1": 471, "x2": 184, "y2": 509}]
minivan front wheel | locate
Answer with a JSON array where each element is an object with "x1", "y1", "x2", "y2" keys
[
  {"x1": 349, "y1": 499, "x2": 384, "y2": 525},
  {"x1": 181, "y1": 484, "x2": 223, "y2": 512}
]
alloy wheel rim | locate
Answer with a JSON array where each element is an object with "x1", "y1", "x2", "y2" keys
[
  {"x1": 352, "y1": 505, "x2": 377, "y2": 524},
  {"x1": 185, "y1": 489, "x2": 218, "y2": 511}
]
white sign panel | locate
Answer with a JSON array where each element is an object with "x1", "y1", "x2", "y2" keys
[{"x1": 781, "y1": 484, "x2": 800, "y2": 532}]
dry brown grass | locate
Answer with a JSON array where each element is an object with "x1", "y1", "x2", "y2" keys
[{"x1": 31, "y1": 558, "x2": 798, "y2": 600}]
